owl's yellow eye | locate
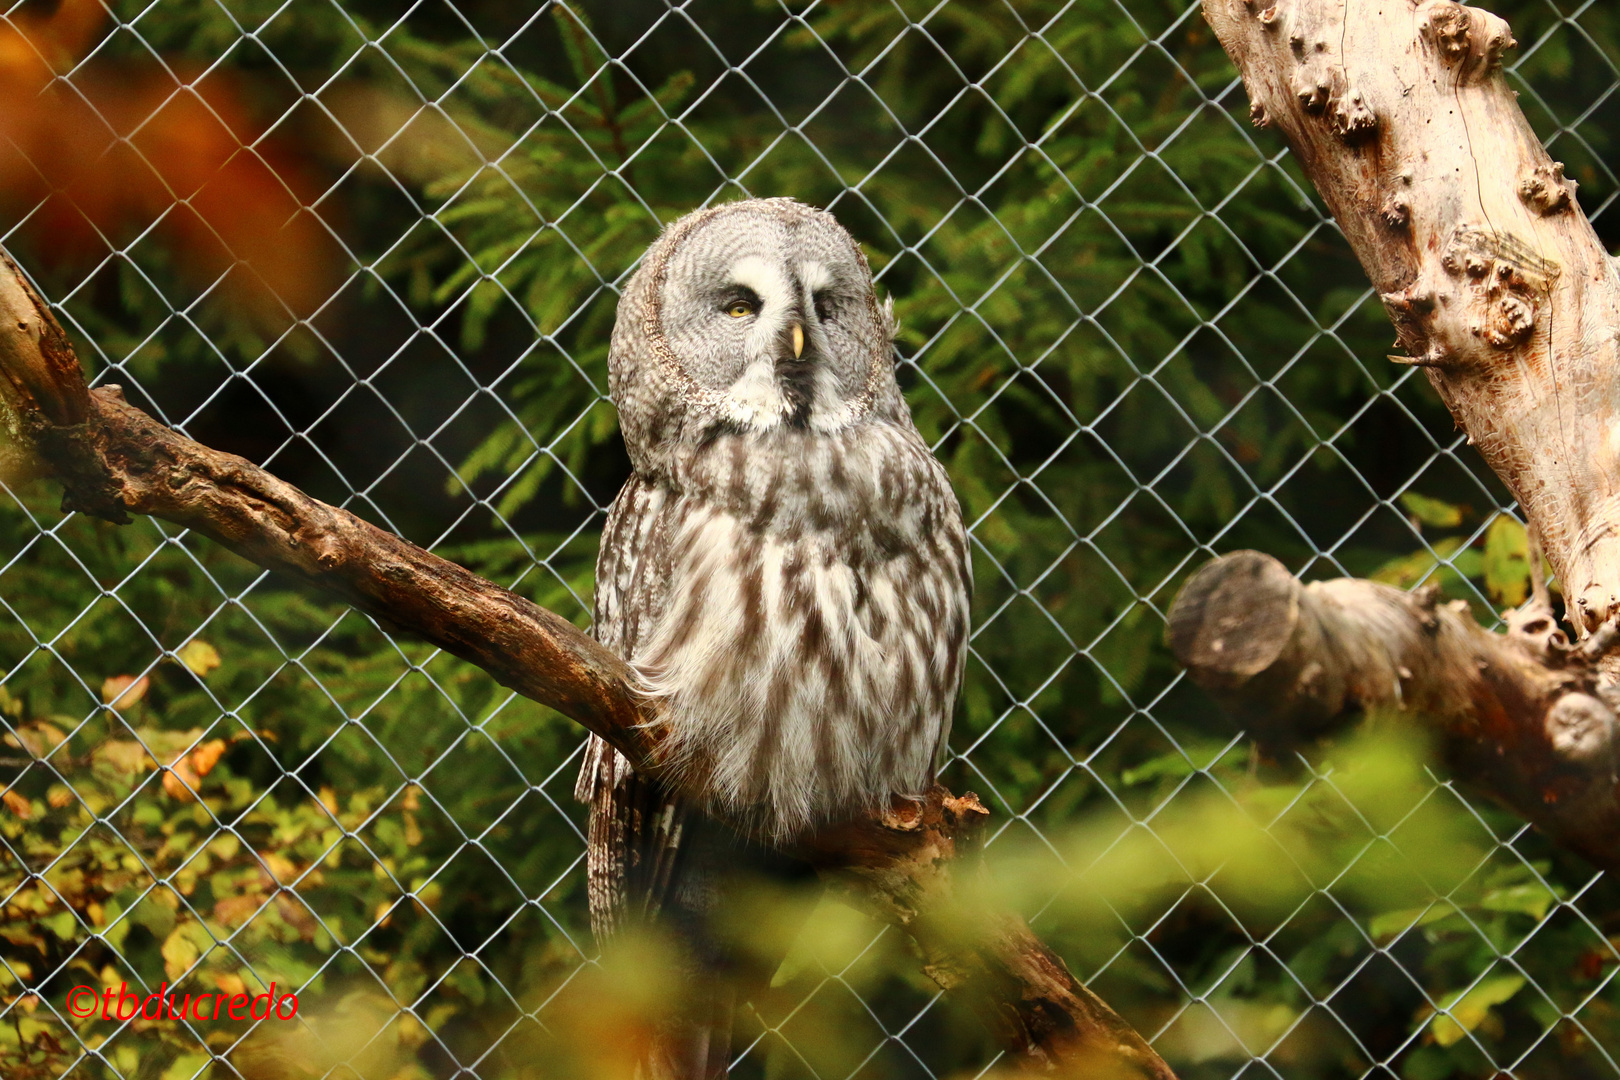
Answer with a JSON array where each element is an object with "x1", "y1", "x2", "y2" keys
[{"x1": 727, "y1": 301, "x2": 754, "y2": 318}]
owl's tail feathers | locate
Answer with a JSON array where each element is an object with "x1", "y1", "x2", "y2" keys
[{"x1": 581, "y1": 734, "x2": 816, "y2": 1079}]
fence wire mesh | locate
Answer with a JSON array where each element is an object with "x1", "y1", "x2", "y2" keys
[{"x1": 3, "y1": 1, "x2": 1620, "y2": 1078}]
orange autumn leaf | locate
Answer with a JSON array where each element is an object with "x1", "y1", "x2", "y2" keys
[
  {"x1": 162, "y1": 757, "x2": 200, "y2": 802},
  {"x1": 212, "y1": 894, "x2": 261, "y2": 929},
  {"x1": 190, "y1": 739, "x2": 227, "y2": 779},
  {"x1": 100, "y1": 674, "x2": 149, "y2": 711},
  {"x1": 2, "y1": 789, "x2": 31, "y2": 818},
  {"x1": 0, "y1": 0, "x2": 337, "y2": 320}
]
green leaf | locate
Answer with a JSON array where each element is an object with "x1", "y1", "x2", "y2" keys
[
  {"x1": 1401, "y1": 1044, "x2": 1455, "y2": 1080},
  {"x1": 1479, "y1": 882, "x2": 1556, "y2": 921},
  {"x1": 161, "y1": 1054, "x2": 212, "y2": 1080},
  {"x1": 1367, "y1": 902, "x2": 1456, "y2": 941},
  {"x1": 1121, "y1": 743, "x2": 1246, "y2": 787},
  {"x1": 43, "y1": 909, "x2": 77, "y2": 941},
  {"x1": 1370, "y1": 537, "x2": 1466, "y2": 588}
]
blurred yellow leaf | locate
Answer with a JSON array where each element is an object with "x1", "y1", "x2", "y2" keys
[
  {"x1": 98, "y1": 740, "x2": 151, "y2": 774},
  {"x1": 1400, "y1": 491, "x2": 1467, "y2": 529},
  {"x1": 1430, "y1": 974, "x2": 1525, "y2": 1046},
  {"x1": 263, "y1": 852, "x2": 298, "y2": 885},
  {"x1": 215, "y1": 971, "x2": 246, "y2": 998},
  {"x1": 100, "y1": 674, "x2": 149, "y2": 710},
  {"x1": 176, "y1": 640, "x2": 221, "y2": 677},
  {"x1": 161, "y1": 926, "x2": 199, "y2": 980},
  {"x1": 11, "y1": 722, "x2": 65, "y2": 756}
]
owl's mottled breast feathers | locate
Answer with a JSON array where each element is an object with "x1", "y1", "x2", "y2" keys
[{"x1": 582, "y1": 195, "x2": 970, "y2": 865}]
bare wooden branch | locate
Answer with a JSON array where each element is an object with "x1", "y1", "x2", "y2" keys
[
  {"x1": 0, "y1": 253, "x2": 1174, "y2": 1078},
  {"x1": 1203, "y1": 0, "x2": 1620, "y2": 636},
  {"x1": 1169, "y1": 551, "x2": 1620, "y2": 871}
]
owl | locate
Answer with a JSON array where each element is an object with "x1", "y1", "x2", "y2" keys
[{"x1": 575, "y1": 198, "x2": 971, "y2": 1078}]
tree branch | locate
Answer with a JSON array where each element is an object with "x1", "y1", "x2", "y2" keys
[
  {"x1": 0, "y1": 250, "x2": 1174, "y2": 1078},
  {"x1": 1169, "y1": 551, "x2": 1620, "y2": 871},
  {"x1": 1175, "y1": 1, "x2": 1620, "y2": 869}
]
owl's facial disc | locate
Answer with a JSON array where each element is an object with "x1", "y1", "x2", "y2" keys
[{"x1": 656, "y1": 205, "x2": 882, "y2": 436}]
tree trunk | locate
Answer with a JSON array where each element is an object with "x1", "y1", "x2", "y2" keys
[
  {"x1": 1178, "y1": 0, "x2": 1620, "y2": 867},
  {"x1": 1204, "y1": 0, "x2": 1620, "y2": 630},
  {"x1": 0, "y1": 250, "x2": 1175, "y2": 1079}
]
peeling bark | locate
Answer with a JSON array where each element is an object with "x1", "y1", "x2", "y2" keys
[
  {"x1": 1204, "y1": 0, "x2": 1620, "y2": 634},
  {"x1": 1169, "y1": 551, "x2": 1620, "y2": 871},
  {"x1": 0, "y1": 253, "x2": 1173, "y2": 1078}
]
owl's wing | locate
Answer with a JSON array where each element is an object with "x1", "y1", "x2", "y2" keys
[
  {"x1": 578, "y1": 477, "x2": 747, "y2": 1079},
  {"x1": 575, "y1": 474, "x2": 696, "y2": 940}
]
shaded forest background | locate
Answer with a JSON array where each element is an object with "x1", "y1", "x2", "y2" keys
[{"x1": 3, "y1": 1, "x2": 1620, "y2": 1077}]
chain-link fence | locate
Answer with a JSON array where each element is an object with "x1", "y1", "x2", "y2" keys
[{"x1": 4, "y1": 1, "x2": 1620, "y2": 1078}]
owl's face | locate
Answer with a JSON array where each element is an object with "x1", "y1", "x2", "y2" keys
[{"x1": 620, "y1": 199, "x2": 895, "y2": 444}]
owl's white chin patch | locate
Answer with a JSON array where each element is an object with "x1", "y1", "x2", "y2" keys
[
  {"x1": 721, "y1": 359, "x2": 791, "y2": 429},
  {"x1": 720, "y1": 359, "x2": 860, "y2": 433}
]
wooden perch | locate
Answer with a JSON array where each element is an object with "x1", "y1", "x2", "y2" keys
[
  {"x1": 1203, "y1": 0, "x2": 1620, "y2": 636},
  {"x1": 1172, "y1": 0, "x2": 1620, "y2": 868},
  {"x1": 0, "y1": 249, "x2": 1173, "y2": 1078},
  {"x1": 1169, "y1": 551, "x2": 1620, "y2": 871}
]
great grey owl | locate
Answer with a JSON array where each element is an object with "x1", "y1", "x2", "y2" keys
[{"x1": 575, "y1": 197, "x2": 971, "y2": 1078}]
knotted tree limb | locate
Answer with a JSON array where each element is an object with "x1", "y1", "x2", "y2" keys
[
  {"x1": 1170, "y1": 551, "x2": 1620, "y2": 871},
  {"x1": 0, "y1": 250, "x2": 1174, "y2": 1078},
  {"x1": 1173, "y1": 1, "x2": 1620, "y2": 869}
]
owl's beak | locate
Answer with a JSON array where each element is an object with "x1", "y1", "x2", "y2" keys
[{"x1": 790, "y1": 322, "x2": 805, "y2": 360}]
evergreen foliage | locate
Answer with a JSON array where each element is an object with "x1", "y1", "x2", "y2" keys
[{"x1": 3, "y1": 2, "x2": 1619, "y2": 1077}]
